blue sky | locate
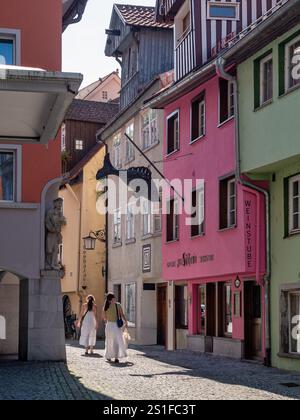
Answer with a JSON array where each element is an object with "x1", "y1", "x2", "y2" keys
[{"x1": 62, "y1": 0, "x2": 155, "y2": 88}]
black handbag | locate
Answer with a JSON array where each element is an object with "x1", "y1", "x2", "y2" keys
[{"x1": 116, "y1": 304, "x2": 124, "y2": 328}]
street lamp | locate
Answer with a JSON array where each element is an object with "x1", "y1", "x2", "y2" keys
[{"x1": 83, "y1": 229, "x2": 106, "y2": 251}]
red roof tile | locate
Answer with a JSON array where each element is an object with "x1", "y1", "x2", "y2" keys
[{"x1": 114, "y1": 4, "x2": 173, "y2": 29}]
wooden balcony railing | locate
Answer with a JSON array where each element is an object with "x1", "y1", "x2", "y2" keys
[
  {"x1": 175, "y1": 30, "x2": 195, "y2": 81},
  {"x1": 120, "y1": 72, "x2": 140, "y2": 110}
]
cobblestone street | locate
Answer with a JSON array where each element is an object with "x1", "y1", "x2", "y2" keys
[{"x1": 0, "y1": 342, "x2": 300, "y2": 400}]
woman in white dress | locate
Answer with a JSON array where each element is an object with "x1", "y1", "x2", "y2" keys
[
  {"x1": 102, "y1": 293, "x2": 128, "y2": 364},
  {"x1": 78, "y1": 295, "x2": 98, "y2": 355}
]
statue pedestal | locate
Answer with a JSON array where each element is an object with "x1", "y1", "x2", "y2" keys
[{"x1": 19, "y1": 272, "x2": 66, "y2": 362}]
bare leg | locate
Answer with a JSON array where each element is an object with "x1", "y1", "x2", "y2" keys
[{"x1": 90, "y1": 346, "x2": 94, "y2": 354}]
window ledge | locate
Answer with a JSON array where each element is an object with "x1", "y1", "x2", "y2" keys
[
  {"x1": 284, "y1": 230, "x2": 300, "y2": 239},
  {"x1": 166, "y1": 149, "x2": 180, "y2": 158},
  {"x1": 279, "y1": 84, "x2": 300, "y2": 99},
  {"x1": 0, "y1": 202, "x2": 39, "y2": 210},
  {"x1": 125, "y1": 238, "x2": 136, "y2": 245},
  {"x1": 112, "y1": 242, "x2": 122, "y2": 249},
  {"x1": 142, "y1": 141, "x2": 160, "y2": 153},
  {"x1": 218, "y1": 115, "x2": 235, "y2": 128},
  {"x1": 254, "y1": 99, "x2": 273, "y2": 112},
  {"x1": 191, "y1": 233, "x2": 205, "y2": 239},
  {"x1": 190, "y1": 135, "x2": 206, "y2": 145},
  {"x1": 218, "y1": 225, "x2": 237, "y2": 233},
  {"x1": 278, "y1": 352, "x2": 300, "y2": 360},
  {"x1": 166, "y1": 239, "x2": 179, "y2": 244}
]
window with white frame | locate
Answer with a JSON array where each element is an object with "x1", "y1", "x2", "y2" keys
[
  {"x1": 113, "y1": 133, "x2": 122, "y2": 169},
  {"x1": 220, "y1": 177, "x2": 236, "y2": 230},
  {"x1": 191, "y1": 93, "x2": 205, "y2": 142},
  {"x1": 142, "y1": 109, "x2": 158, "y2": 150},
  {"x1": 289, "y1": 175, "x2": 300, "y2": 234},
  {"x1": 167, "y1": 198, "x2": 179, "y2": 242},
  {"x1": 75, "y1": 139, "x2": 84, "y2": 151},
  {"x1": 285, "y1": 35, "x2": 300, "y2": 92},
  {"x1": 227, "y1": 178, "x2": 236, "y2": 228},
  {"x1": 191, "y1": 185, "x2": 205, "y2": 237},
  {"x1": 207, "y1": 2, "x2": 240, "y2": 21},
  {"x1": 0, "y1": 37, "x2": 15, "y2": 65},
  {"x1": 125, "y1": 122, "x2": 135, "y2": 162},
  {"x1": 113, "y1": 209, "x2": 122, "y2": 244},
  {"x1": 280, "y1": 288, "x2": 300, "y2": 356},
  {"x1": 126, "y1": 204, "x2": 135, "y2": 240},
  {"x1": 219, "y1": 79, "x2": 235, "y2": 124},
  {"x1": 0, "y1": 150, "x2": 15, "y2": 202},
  {"x1": 175, "y1": 0, "x2": 192, "y2": 46},
  {"x1": 125, "y1": 283, "x2": 136, "y2": 325},
  {"x1": 167, "y1": 111, "x2": 180, "y2": 155},
  {"x1": 153, "y1": 188, "x2": 162, "y2": 234},
  {"x1": 260, "y1": 54, "x2": 273, "y2": 105},
  {"x1": 142, "y1": 199, "x2": 152, "y2": 236}
]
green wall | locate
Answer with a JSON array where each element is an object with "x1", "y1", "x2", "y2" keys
[{"x1": 238, "y1": 23, "x2": 300, "y2": 174}]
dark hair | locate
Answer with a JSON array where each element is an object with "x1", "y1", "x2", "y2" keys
[
  {"x1": 87, "y1": 295, "x2": 95, "y2": 312},
  {"x1": 104, "y1": 293, "x2": 115, "y2": 312}
]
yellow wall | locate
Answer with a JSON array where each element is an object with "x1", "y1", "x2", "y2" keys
[{"x1": 60, "y1": 147, "x2": 106, "y2": 332}]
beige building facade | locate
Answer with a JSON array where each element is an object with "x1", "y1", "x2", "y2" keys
[{"x1": 76, "y1": 71, "x2": 121, "y2": 103}]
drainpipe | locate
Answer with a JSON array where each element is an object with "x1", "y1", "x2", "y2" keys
[
  {"x1": 65, "y1": 183, "x2": 83, "y2": 307},
  {"x1": 95, "y1": 134, "x2": 109, "y2": 294},
  {"x1": 216, "y1": 57, "x2": 271, "y2": 367}
]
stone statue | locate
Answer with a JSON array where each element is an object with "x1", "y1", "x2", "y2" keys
[{"x1": 45, "y1": 198, "x2": 66, "y2": 271}]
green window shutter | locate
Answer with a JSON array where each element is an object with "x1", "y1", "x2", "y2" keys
[
  {"x1": 278, "y1": 43, "x2": 286, "y2": 96},
  {"x1": 254, "y1": 58, "x2": 261, "y2": 109},
  {"x1": 283, "y1": 177, "x2": 289, "y2": 237}
]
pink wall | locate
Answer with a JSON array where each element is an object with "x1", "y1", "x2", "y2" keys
[{"x1": 162, "y1": 75, "x2": 266, "y2": 344}]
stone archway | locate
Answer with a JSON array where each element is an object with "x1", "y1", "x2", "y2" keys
[{"x1": 0, "y1": 271, "x2": 21, "y2": 360}]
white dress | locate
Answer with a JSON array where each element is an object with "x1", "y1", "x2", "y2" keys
[
  {"x1": 105, "y1": 322, "x2": 127, "y2": 360},
  {"x1": 79, "y1": 311, "x2": 97, "y2": 347}
]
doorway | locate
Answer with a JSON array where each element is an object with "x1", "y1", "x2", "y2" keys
[
  {"x1": 244, "y1": 282, "x2": 263, "y2": 361},
  {"x1": 157, "y1": 284, "x2": 167, "y2": 346}
]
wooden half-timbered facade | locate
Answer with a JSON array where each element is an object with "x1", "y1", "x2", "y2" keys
[{"x1": 156, "y1": 0, "x2": 288, "y2": 80}]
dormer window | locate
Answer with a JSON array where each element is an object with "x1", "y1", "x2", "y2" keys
[
  {"x1": 207, "y1": 2, "x2": 240, "y2": 21},
  {"x1": 175, "y1": 0, "x2": 192, "y2": 45}
]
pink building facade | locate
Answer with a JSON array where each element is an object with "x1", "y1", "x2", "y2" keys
[{"x1": 160, "y1": 75, "x2": 267, "y2": 360}]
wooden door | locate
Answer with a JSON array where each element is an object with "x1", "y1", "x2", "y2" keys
[
  {"x1": 157, "y1": 285, "x2": 167, "y2": 346},
  {"x1": 244, "y1": 282, "x2": 263, "y2": 360}
]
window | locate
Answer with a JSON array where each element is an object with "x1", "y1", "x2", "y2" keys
[
  {"x1": 113, "y1": 133, "x2": 122, "y2": 169},
  {"x1": 0, "y1": 38, "x2": 14, "y2": 65},
  {"x1": 220, "y1": 177, "x2": 236, "y2": 230},
  {"x1": 142, "y1": 199, "x2": 151, "y2": 236},
  {"x1": 197, "y1": 285, "x2": 206, "y2": 335},
  {"x1": 153, "y1": 189, "x2": 162, "y2": 234},
  {"x1": 285, "y1": 35, "x2": 300, "y2": 92},
  {"x1": 280, "y1": 288, "x2": 300, "y2": 356},
  {"x1": 75, "y1": 139, "x2": 84, "y2": 151},
  {"x1": 113, "y1": 284, "x2": 122, "y2": 303},
  {"x1": 175, "y1": 286, "x2": 188, "y2": 329},
  {"x1": 102, "y1": 91, "x2": 108, "y2": 100},
  {"x1": 125, "y1": 123, "x2": 135, "y2": 162},
  {"x1": 207, "y1": 2, "x2": 239, "y2": 21},
  {"x1": 219, "y1": 79, "x2": 235, "y2": 124},
  {"x1": 61, "y1": 124, "x2": 66, "y2": 152},
  {"x1": 167, "y1": 198, "x2": 179, "y2": 242},
  {"x1": 0, "y1": 151, "x2": 14, "y2": 201},
  {"x1": 191, "y1": 93, "x2": 205, "y2": 142},
  {"x1": 289, "y1": 175, "x2": 300, "y2": 234},
  {"x1": 191, "y1": 186, "x2": 205, "y2": 237},
  {"x1": 125, "y1": 283, "x2": 136, "y2": 325},
  {"x1": 113, "y1": 209, "x2": 121, "y2": 244},
  {"x1": 224, "y1": 284, "x2": 233, "y2": 336},
  {"x1": 142, "y1": 109, "x2": 158, "y2": 150},
  {"x1": 260, "y1": 55, "x2": 273, "y2": 105},
  {"x1": 126, "y1": 204, "x2": 135, "y2": 241},
  {"x1": 167, "y1": 111, "x2": 179, "y2": 155}
]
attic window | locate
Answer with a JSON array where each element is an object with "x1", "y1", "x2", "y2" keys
[{"x1": 207, "y1": 2, "x2": 240, "y2": 21}]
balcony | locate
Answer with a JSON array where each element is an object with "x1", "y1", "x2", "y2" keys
[
  {"x1": 120, "y1": 71, "x2": 140, "y2": 110},
  {"x1": 175, "y1": 30, "x2": 195, "y2": 81},
  {"x1": 156, "y1": 0, "x2": 185, "y2": 22}
]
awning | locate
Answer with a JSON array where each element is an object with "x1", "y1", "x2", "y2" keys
[{"x1": 0, "y1": 66, "x2": 83, "y2": 144}]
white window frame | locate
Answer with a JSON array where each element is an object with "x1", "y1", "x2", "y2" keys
[
  {"x1": 153, "y1": 189, "x2": 162, "y2": 234},
  {"x1": 125, "y1": 122, "x2": 135, "y2": 163},
  {"x1": 191, "y1": 185, "x2": 205, "y2": 237},
  {"x1": 125, "y1": 282, "x2": 136, "y2": 326},
  {"x1": 126, "y1": 204, "x2": 135, "y2": 241},
  {"x1": 260, "y1": 54, "x2": 273, "y2": 106},
  {"x1": 0, "y1": 28, "x2": 21, "y2": 66},
  {"x1": 167, "y1": 198, "x2": 179, "y2": 242},
  {"x1": 285, "y1": 34, "x2": 300, "y2": 92},
  {"x1": 227, "y1": 178, "x2": 236, "y2": 228},
  {"x1": 75, "y1": 139, "x2": 84, "y2": 151},
  {"x1": 207, "y1": 1, "x2": 240, "y2": 21},
  {"x1": 166, "y1": 110, "x2": 180, "y2": 156},
  {"x1": 228, "y1": 81, "x2": 235, "y2": 119},
  {"x1": 289, "y1": 175, "x2": 300, "y2": 235},
  {"x1": 113, "y1": 208, "x2": 122, "y2": 244},
  {"x1": 113, "y1": 133, "x2": 122, "y2": 169},
  {"x1": 288, "y1": 291, "x2": 300, "y2": 355},
  {"x1": 142, "y1": 199, "x2": 152, "y2": 236},
  {"x1": 141, "y1": 109, "x2": 158, "y2": 150},
  {"x1": 191, "y1": 96, "x2": 206, "y2": 143},
  {"x1": 175, "y1": 0, "x2": 192, "y2": 46},
  {"x1": 0, "y1": 144, "x2": 22, "y2": 203}
]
